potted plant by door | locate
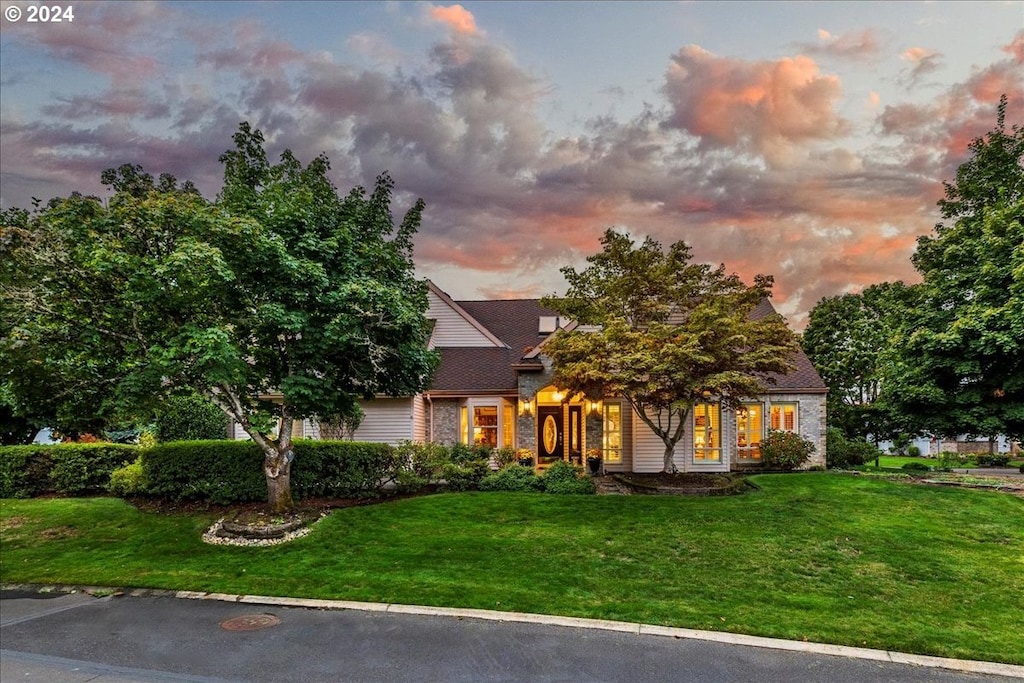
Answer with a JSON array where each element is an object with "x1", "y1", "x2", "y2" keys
[
  {"x1": 586, "y1": 448, "x2": 603, "y2": 475},
  {"x1": 516, "y1": 448, "x2": 535, "y2": 468}
]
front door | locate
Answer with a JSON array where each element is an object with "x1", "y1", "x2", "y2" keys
[{"x1": 537, "y1": 406, "x2": 563, "y2": 464}]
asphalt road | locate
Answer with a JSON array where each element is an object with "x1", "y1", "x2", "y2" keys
[{"x1": 0, "y1": 590, "x2": 1016, "y2": 683}]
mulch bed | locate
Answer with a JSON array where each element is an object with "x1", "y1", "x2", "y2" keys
[{"x1": 612, "y1": 472, "x2": 753, "y2": 496}]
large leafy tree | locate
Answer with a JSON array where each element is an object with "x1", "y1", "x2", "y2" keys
[
  {"x1": 882, "y1": 95, "x2": 1024, "y2": 445},
  {"x1": 802, "y1": 281, "x2": 919, "y2": 442},
  {"x1": 2, "y1": 124, "x2": 438, "y2": 509},
  {"x1": 541, "y1": 229, "x2": 798, "y2": 473}
]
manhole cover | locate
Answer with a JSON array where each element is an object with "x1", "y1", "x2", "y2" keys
[{"x1": 220, "y1": 614, "x2": 281, "y2": 631}]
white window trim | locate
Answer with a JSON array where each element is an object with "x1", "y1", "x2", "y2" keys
[
  {"x1": 768, "y1": 402, "x2": 799, "y2": 434},
  {"x1": 693, "y1": 402, "x2": 722, "y2": 463}
]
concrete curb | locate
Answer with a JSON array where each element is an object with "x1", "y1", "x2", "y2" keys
[
  {"x1": 4, "y1": 584, "x2": 1022, "y2": 679},
  {"x1": 168, "y1": 590, "x2": 1024, "y2": 679}
]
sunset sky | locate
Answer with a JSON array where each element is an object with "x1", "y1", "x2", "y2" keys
[{"x1": 1, "y1": 1, "x2": 1022, "y2": 328}]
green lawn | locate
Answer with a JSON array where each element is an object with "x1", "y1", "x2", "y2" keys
[
  {"x1": 866, "y1": 454, "x2": 1023, "y2": 470},
  {"x1": 2, "y1": 473, "x2": 1022, "y2": 664}
]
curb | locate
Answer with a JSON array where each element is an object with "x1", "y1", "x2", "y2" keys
[
  {"x1": 174, "y1": 591, "x2": 1024, "y2": 678},
  {"x1": 5, "y1": 584, "x2": 1023, "y2": 679}
]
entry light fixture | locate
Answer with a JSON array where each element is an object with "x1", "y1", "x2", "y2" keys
[
  {"x1": 519, "y1": 398, "x2": 533, "y2": 417},
  {"x1": 587, "y1": 399, "x2": 602, "y2": 417}
]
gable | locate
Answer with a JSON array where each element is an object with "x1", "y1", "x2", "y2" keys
[{"x1": 426, "y1": 282, "x2": 506, "y2": 348}]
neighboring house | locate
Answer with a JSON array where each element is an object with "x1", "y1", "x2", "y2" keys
[{"x1": 237, "y1": 280, "x2": 828, "y2": 472}]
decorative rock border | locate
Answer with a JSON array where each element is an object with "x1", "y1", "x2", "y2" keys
[{"x1": 202, "y1": 513, "x2": 326, "y2": 547}]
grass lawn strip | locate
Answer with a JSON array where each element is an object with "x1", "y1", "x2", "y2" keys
[{"x1": 1, "y1": 473, "x2": 1021, "y2": 665}]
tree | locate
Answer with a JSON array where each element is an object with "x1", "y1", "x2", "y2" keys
[
  {"x1": 802, "y1": 281, "x2": 919, "y2": 442},
  {"x1": 3, "y1": 123, "x2": 438, "y2": 509},
  {"x1": 540, "y1": 229, "x2": 798, "y2": 473},
  {"x1": 882, "y1": 95, "x2": 1024, "y2": 446}
]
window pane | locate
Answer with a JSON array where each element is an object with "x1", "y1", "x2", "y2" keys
[
  {"x1": 460, "y1": 406, "x2": 469, "y2": 445},
  {"x1": 502, "y1": 404, "x2": 514, "y2": 447},
  {"x1": 694, "y1": 403, "x2": 721, "y2": 462},
  {"x1": 603, "y1": 403, "x2": 622, "y2": 464},
  {"x1": 473, "y1": 406, "x2": 498, "y2": 447}
]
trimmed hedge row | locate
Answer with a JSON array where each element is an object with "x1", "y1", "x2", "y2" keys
[
  {"x1": 143, "y1": 440, "x2": 402, "y2": 504},
  {"x1": 0, "y1": 443, "x2": 138, "y2": 498}
]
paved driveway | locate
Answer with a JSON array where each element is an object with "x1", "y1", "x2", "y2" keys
[{"x1": 1, "y1": 590, "x2": 1018, "y2": 683}]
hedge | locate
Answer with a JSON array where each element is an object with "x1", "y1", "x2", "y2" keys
[
  {"x1": 141, "y1": 439, "x2": 401, "y2": 504},
  {"x1": 0, "y1": 443, "x2": 138, "y2": 498}
]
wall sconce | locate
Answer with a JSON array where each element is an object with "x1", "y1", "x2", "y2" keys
[
  {"x1": 519, "y1": 398, "x2": 533, "y2": 417},
  {"x1": 587, "y1": 399, "x2": 602, "y2": 417},
  {"x1": 551, "y1": 390, "x2": 563, "y2": 403}
]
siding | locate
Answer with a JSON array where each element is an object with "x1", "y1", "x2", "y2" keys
[
  {"x1": 631, "y1": 409, "x2": 670, "y2": 472},
  {"x1": 426, "y1": 289, "x2": 502, "y2": 347},
  {"x1": 629, "y1": 406, "x2": 729, "y2": 473},
  {"x1": 412, "y1": 394, "x2": 427, "y2": 443},
  {"x1": 351, "y1": 398, "x2": 415, "y2": 445}
]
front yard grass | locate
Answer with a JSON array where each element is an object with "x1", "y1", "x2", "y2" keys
[{"x1": 2, "y1": 473, "x2": 1022, "y2": 664}]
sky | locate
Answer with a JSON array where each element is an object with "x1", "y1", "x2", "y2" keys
[{"x1": 1, "y1": 1, "x2": 1022, "y2": 329}]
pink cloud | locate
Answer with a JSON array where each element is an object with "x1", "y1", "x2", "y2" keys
[
  {"x1": 806, "y1": 28, "x2": 883, "y2": 61},
  {"x1": 428, "y1": 4, "x2": 480, "y2": 36},
  {"x1": 1004, "y1": 31, "x2": 1024, "y2": 63},
  {"x1": 662, "y1": 46, "x2": 847, "y2": 165}
]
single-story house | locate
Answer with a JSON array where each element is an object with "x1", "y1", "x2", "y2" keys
[{"x1": 237, "y1": 280, "x2": 827, "y2": 471}]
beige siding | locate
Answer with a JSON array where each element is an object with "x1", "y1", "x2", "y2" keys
[
  {"x1": 631, "y1": 409, "x2": 669, "y2": 472},
  {"x1": 629, "y1": 406, "x2": 730, "y2": 473},
  {"x1": 426, "y1": 289, "x2": 501, "y2": 347},
  {"x1": 412, "y1": 394, "x2": 427, "y2": 443},
  {"x1": 352, "y1": 398, "x2": 415, "y2": 445}
]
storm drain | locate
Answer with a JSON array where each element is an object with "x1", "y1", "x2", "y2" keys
[{"x1": 220, "y1": 614, "x2": 281, "y2": 631}]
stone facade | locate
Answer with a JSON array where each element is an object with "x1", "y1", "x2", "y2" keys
[
  {"x1": 764, "y1": 392, "x2": 827, "y2": 469},
  {"x1": 515, "y1": 366, "x2": 553, "y2": 456},
  {"x1": 430, "y1": 398, "x2": 461, "y2": 445}
]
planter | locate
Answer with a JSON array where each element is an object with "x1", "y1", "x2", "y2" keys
[
  {"x1": 517, "y1": 457, "x2": 534, "y2": 468},
  {"x1": 587, "y1": 457, "x2": 603, "y2": 476}
]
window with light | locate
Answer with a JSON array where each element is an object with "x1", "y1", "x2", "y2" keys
[
  {"x1": 603, "y1": 402, "x2": 622, "y2": 464},
  {"x1": 693, "y1": 402, "x2": 721, "y2": 462},
  {"x1": 769, "y1": 403, "x2": 798, "y2": 433},
  {"x1": 736, "y1": 403, "x2": 763, "y2": 462}
]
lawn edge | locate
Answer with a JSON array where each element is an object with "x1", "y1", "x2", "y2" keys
[{"x1": 5, "y1": 583, "x2": 1022, "y2": 679}]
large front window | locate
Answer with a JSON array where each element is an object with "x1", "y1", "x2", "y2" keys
[
  {"x1": 693, "y1": 403, "x2": 721, "y2": 462},
  {"x1": 736, "y1": 403, "x2": 763, "y2": 462},
  {"x1": 603, "y1": 402, "x2": 622, "y2": 464},
  {"x1": 461, "y1": 400, "x2": 514, "y2": 447}
]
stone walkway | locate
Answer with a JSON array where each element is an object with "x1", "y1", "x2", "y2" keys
[{"x1": 593, "y1": 475, "x2": 632, "y2": 495}]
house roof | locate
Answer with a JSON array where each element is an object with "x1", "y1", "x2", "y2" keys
[
  {"x1": 429, "y1": 298, "x2": 556, "y2": 393},
  {"x1": 427, "y1": 289, "x2": 824, "y2": 394}
]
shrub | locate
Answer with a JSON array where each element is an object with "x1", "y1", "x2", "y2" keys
[
  {"x1": 761, "y1": 430, "x2": 816, "y2": 471},
  {"x1": 108, "y1": 457, "x2": 149, "y2": 496},
  {"x1": 975, "y1": 453, "x2": 1011, "y2": 467},
  {"x1": 0, "y1": 443, "x2": 137, "y2": 497},
  {"x1": 441, "y1": 459, "x2": 490, "y2": 491},
  {"x1": 291, "y1": 440, "x2": 401, "y2": 498},
  {"x1": 142, "y1": 439, "x2": 401, "y2": 503},
  {"x1": 480, "y1": 464, "x2": 543, "y2": 492},
  {"x1": 154, "y1": 393, "x2": 230, "y2": 442},
  {"x1": 901, "y1": 461, "x2": 931, "y2": 472},
  {"x1": 907, "y1": 445, "x2": 922, "y2": 458},
  {"x1": 541, "y1": 460, "x2": 595, "y2": 495},
  {"x1": 493, "y1": 446, "x2": 517, "y2": 468},
  {"x1": 143, "y1": 440, "x2": 265, "y2": 503},
  {"x1": 396, "y1": 441, "x2": 450, "y2": 483},
  {"x1": 826, "y1": 428, "x2": 878, "y2": 469}
]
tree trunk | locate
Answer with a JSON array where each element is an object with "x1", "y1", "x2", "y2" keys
[
  {"x1": 663, "y1": 442, "x2": 678, "y2": 474},
  {"x1": 265, "y1": 448, "x2": 294, "y2": 512}
]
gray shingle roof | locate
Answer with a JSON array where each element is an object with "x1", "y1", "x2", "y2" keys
[{"x1": 429, "y1": 296, "x2": 824, "y2": 393}]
